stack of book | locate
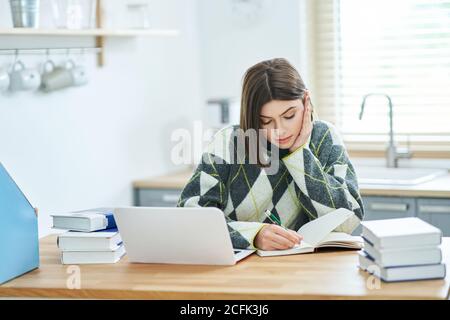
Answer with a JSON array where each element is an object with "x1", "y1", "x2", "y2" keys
[
  {"x1": 358, "y1": 217, "x2": 446, "y2": 282},
  {"x1": 51, "y1": 208, "x2": 125, "y2": 265}
]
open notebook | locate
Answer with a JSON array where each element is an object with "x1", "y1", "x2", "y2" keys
[{"x1": 256, "y1": 208, "x2": 363, "y2": 257}]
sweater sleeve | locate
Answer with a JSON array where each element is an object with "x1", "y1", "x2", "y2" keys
[
  {"x1": 177, "y1": 152, "x2": 265, "y2": 249},
  {"x1": 281, "y1": 122, "x2": 364, "y2": 234}
]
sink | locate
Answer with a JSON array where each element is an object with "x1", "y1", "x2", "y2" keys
[{"x1": 356, "y1": 167, "x2": 448, "y2": 186}]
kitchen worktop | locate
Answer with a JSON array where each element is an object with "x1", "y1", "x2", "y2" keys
[{"x1": 133, "y1": 168, "x2": 450, "y2": 198}]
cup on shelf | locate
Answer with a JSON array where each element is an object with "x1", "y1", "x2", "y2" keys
[
  {"x1": 64, "y1": 59, "x2": 88, "y2": 86},
  {"x1": 40, "y1": 59, "x2": 88, "y2": 92},
  {"x1": 40, "y1": 59, "x2": 73, "y2": 92},
  {"x1": 0, "y1": 69, "x2": 10, "y2": 92},
  {"x1": 9, "y1": 0, "x2": 40, "y2": 28},
  {"x1": 9, "y1": 60, "x2": 41, "y2": 92}
]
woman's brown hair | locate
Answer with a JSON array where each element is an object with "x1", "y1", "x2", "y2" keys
[{"x1": 238, "y1": 58, "x2": 314, "y2": 166}]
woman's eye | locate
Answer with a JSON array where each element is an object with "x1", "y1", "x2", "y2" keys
[
  {"x1": 261, "y1": 120, "x2": 271, "y2": 125},
  {"x1": 284, "y1": 114, "x2": 295, "y2": 120}
]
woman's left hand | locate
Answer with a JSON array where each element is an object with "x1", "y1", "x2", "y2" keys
[{"x1": 289, "y1": 91, "x2": 313, "y2": 153}]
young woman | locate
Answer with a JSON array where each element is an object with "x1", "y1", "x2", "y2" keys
[{"x1": 177, "y1": 58, "x2": 364, "y2": 251}]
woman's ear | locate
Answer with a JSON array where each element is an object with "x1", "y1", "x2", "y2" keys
[
  {"x1": 302, "y1": 90, "x2": 315, "y2": 121},
  {"x1": 302, "y1": 90, "x2": 310, "y2": 105}
]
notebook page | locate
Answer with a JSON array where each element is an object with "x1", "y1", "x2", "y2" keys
[
  {"x1": 256, "y1": 241, "x2": 314, "y2": 257},
  {"x1": 297, "y1": 208, "x2": 355, "y2": 247},
  {"x1": 317, "y1": 232, "x2": 363, "y2": 248}
]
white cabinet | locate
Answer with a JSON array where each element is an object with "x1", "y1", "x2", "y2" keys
[
  {"x1": 353, "y1": 196, "x2": 450, "y2": 236},
  {"x1": 134, "y1": 189, "x2": 181, "y2": 207},
  {"x1": 417, "y1": 198, "x2": 450, "y2": 236},
  {"x1": 132, "y1": 186, "x2": 450, "y2": 237},
  {"x1": 352, "y1": 196, "x2": 416, "y2": 235}
]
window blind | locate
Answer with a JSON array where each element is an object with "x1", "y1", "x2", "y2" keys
[{"x1": 313, "y1": 0, "x2": 450, "y2": 142}]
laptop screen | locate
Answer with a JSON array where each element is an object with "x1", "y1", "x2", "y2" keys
[{"x1": 0, "y1": 163, "x2": 39, "y2": 284}]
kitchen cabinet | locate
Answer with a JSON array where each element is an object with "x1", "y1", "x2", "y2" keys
[
  {"x1": 352, "y1": 196, "x2": 416, "y2": 235},
  {"x1": 134, "y1": 188, "x2": 182, "y2": 207},
  {"x1": 352, "y1": 196, "x2": 450, "y2": 236},
  {"x1": 417, "y1": 198, "x2": 450, "y2": 236},
  {"x1": 133, "y1": 183, "x2": 450, "y2": 237}
]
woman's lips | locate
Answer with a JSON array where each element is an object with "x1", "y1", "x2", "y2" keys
[{"x1": 276, "y1": 135, "x2": 293, "y2": 144}]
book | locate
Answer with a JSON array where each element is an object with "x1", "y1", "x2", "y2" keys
[
  {"x1": 363, "y1": 238, "x2": 442, "y2": 268},
  {"x1": 358, "y1": 250, "x2": 446, "y2": 282},
  {"x1": 61, "y1": 244, "x2": 126, "y2": 265},
  {"x1": 256, "y1": 208, "x2": 363, "y2": 257},
  {"x1": 57, "y1": 228, "x2": 122, "y2": 251},
  {"x1": 361, "y1": 217, "x2": 442, "y2": 250},
  {"x1": 51, "y1": 207, "x2": 116, "y2": 232}
]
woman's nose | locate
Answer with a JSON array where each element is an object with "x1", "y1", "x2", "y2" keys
[{"x1": 273, "y1": 125, "x2": 287, "y2": 137}]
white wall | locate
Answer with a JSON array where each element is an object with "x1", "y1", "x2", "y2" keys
[
  {"x1": 197, "y1": 0, "x2": 304, "y2": 103},
  {"x1": 0, "y1": 0, "x2": 310, "y2": 238},
  {"x1": 0, "y1": 0, "x2": 203, "y2": 237}
]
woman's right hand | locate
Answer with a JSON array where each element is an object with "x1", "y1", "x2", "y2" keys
[{"x1": 254, "y1": 224, "x2": 303, "y2": 250}]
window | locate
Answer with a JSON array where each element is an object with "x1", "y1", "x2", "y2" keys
[{"x1": 312, "y1": 0, "x2": 450, "y2": 151}]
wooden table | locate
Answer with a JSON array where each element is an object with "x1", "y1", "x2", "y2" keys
[{"x1": 1, "y1": 236, "x2": 449, "y2": 299}]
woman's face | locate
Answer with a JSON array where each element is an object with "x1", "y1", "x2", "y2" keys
[{"x1": 259, "y1": 98, "x2": 305, "y2": 149}]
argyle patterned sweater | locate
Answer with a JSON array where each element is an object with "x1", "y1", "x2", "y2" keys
[{"x1": 177, "y1": 120, "x2": 365, "y2": 249}]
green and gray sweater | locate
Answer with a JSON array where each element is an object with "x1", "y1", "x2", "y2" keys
[{"x1": 177, "y1": 120, "x2": 364, "y2": 249}]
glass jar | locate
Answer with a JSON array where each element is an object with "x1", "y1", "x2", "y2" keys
[
  {"x1": 51, "y1": 0, "x2": 97, "y2": 29},
  {"x1": 126, "y1": 1, "x2": 150, "y2": 29}
]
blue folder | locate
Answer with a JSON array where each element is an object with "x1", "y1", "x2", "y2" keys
[{"x1": 0, "y1": 163, "x2": 39, "y2": 285}]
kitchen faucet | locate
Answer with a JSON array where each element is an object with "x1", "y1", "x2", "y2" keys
[{"x1": 359, "y1": 93, "x2": 412, "y2": 168}]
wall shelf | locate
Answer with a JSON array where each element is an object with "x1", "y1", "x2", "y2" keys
[
  {"x1": 0, "y1": 28, "x2": 179, "y2": 37},
  {"x1": 0, "y1": 28, "x2": 179, "y2": 66},
  {"x1": 0, "y1": 0, "x2": 179, "y2": 67}
]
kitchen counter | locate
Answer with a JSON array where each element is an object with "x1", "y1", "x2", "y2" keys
[
  {"x1": 133, "y1": 169, "x2": 450, "y2": 198},
  {"x1": 134, "y1": 169, "x2": 194, "y2": 190}
]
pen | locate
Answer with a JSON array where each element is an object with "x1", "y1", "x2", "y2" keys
[
  {"x1": 264, "y1": 210, "x2": 302, "y2": 247},
  {"x1": 264, "y1": 210, "x2": 288, "y2": 230}
]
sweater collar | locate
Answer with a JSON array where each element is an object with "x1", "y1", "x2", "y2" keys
[{"x1": 265, "y1": 139, "x2": 291, "y2": 160}]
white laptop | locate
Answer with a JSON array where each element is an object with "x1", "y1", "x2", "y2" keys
[{"x1": 113, "y1": 207, "x2": 255, "y2": 265}]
